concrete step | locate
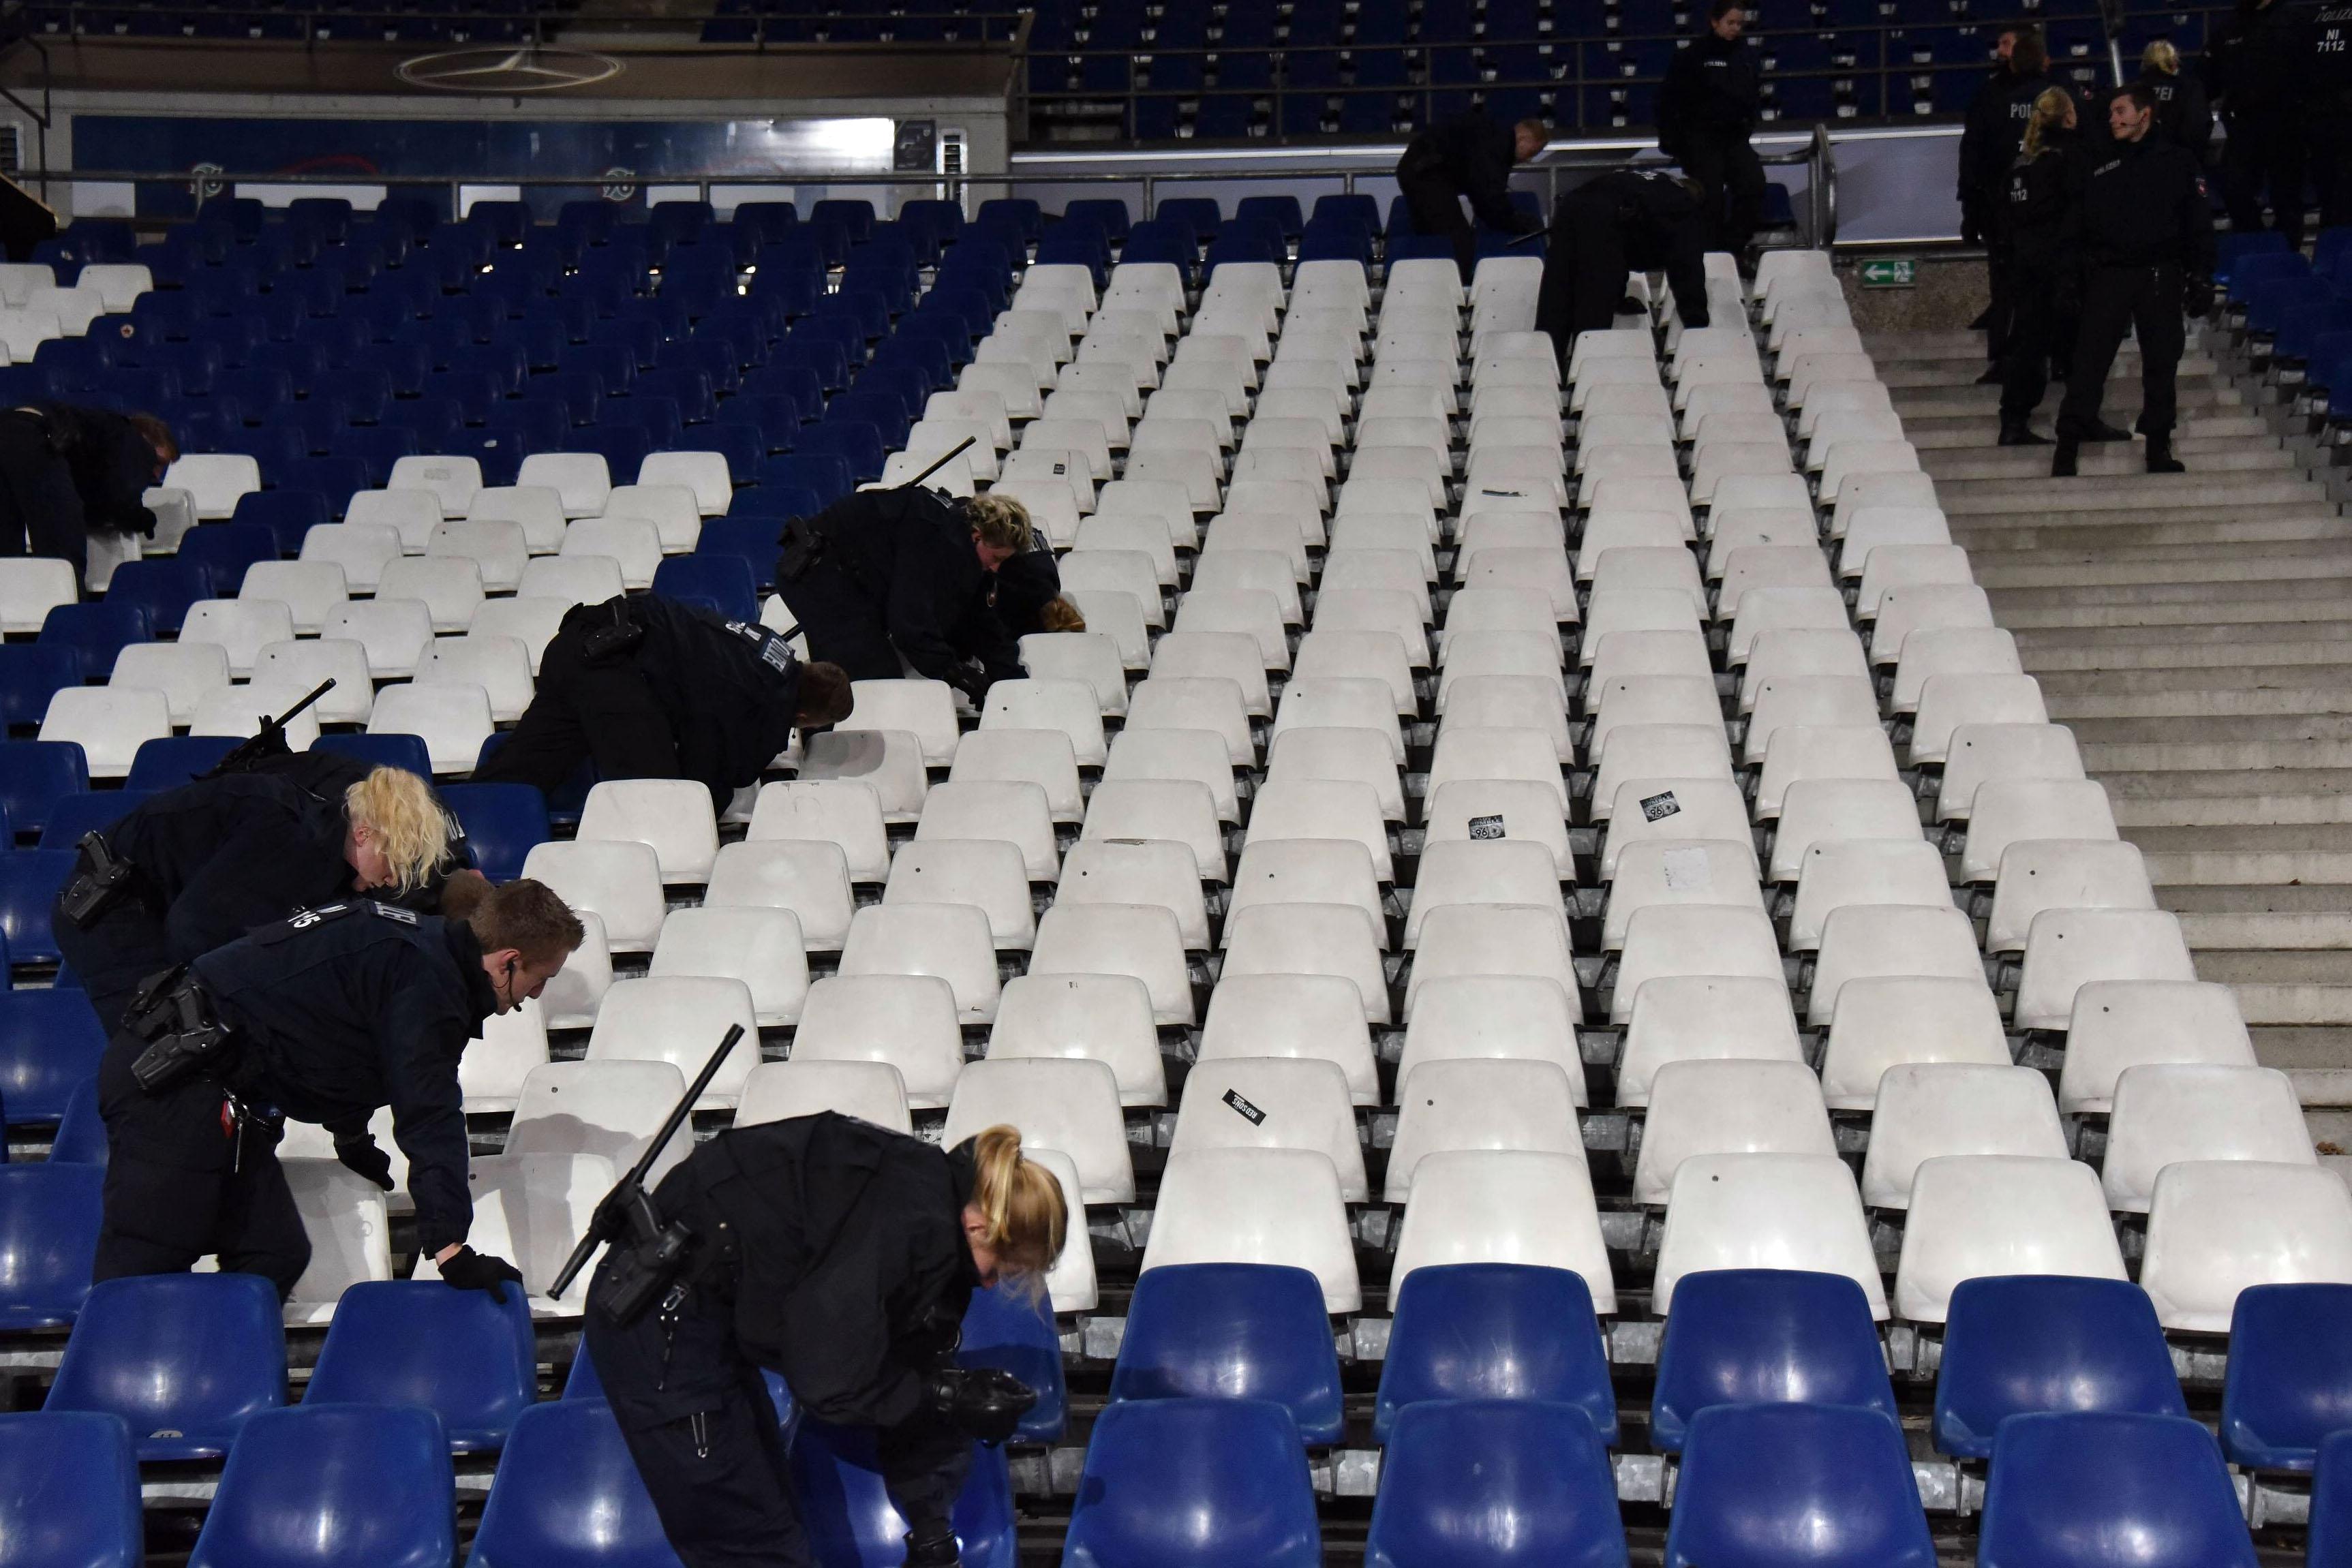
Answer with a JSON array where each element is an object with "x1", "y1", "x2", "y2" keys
[
  {"x1": 1901, "y1": 412, "x2": 2276, "y2": 448},
  {"x1": 2116, "y1": 791, "x2": 2352, "y2": 827},
  {"x1": 2193, "y1": 949, "x2": 2352, "y2": 984},
  {"x1": 2252, "y1": 1029, "x2": 2352, "y2": 1105},
  {"x1": 1991, "y1": 576, "x2": 2352, "y2": 611},
  {"x1": 1878, "y1": 356, "x2": 2224, "y2": 389},
  {"x1": 1891, "y1": 384, "x2": 2248, "y2": 420},
  {"x1": 1865, "y1": 329, "x2": 2226, "y2": 360},
  {"x1": 2013, "y1": 619, "x2": 2352, "y2": 653},
  {"x1": 2048, "y1": 686, "x2": 2352, "y2": 722},
  {"x1": 2163, "y1": 883, "x2": 2352, "y2": 913},
  {"x1": 1921, "y1": 441, "x2": 2294, "y2": 483},
  {"x1": 2175, "y1": 911, "x2": 2352, "y2": 949},
  {"x1": 2125, "y1": 824, "x2": 2352, "y2": 885},
  {"x1": 1973, "y1": 544, "x2": 2352, "y2": 589},
  {"x1": 2036, "y1": 664, "x2": 2352, "y2": 696},
  {"x1": 1936, "y1": 474, "x2": 2323, "y2": 515},
  {"x1": 1953, "y1": 513, "x2": 2345, "y2": 554},
  {"x1": 2082, "y1": 737, "x2": 2352, "y2": 773},
  {"x1": 1994, "y1": 595, "x2": 2352, "y2": 631}
]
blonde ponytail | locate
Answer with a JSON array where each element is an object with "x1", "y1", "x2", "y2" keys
[
  {"x1": 2021, "y1": 87, "x2": 2075, "y2": 161},
  {"x1": 968, "y1": 1124, "x2": 1068, "y2": 1295}
]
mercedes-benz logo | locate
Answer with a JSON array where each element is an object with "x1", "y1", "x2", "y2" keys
[{"x1": 397, "y1": 46, "x2": 623, "y2": 93}]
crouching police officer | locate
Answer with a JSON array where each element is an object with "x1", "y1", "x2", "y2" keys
[
  {"x1": 1534, "y1": 168, "x2": 1713, "y2": 369},
  {"x1": 2052, "y1": 79, "x2": 2216, "y2": 476},
  {"x1": 91, "y1": 874, "x2": 585, "y2": 1300},
  {"x1": 585, "y1": 1116, "x2": 1065, "y2": 1568},
  {"x1": 474, "y1": 593, "x2": 855, "y2": 810},
  {"x1": 55, "y1": 763, "x2": 455, "y2": 1038}
]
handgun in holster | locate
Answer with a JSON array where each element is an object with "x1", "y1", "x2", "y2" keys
[
  {"x1": 776, "y1": 517, "x2": 828, "y2": 584},
  {"x1": 587, "y1": 1178, "x2": 699, "y2": 1328},
  {"x1": 58, "y1": 831, "x2": 136, "y2": 929},
  {"x1": 577, "y1": 599, "x2": 644, "y2": 662},
  {"x1": 125, "y1": 968, "x2": 236, "y2": 1094}
]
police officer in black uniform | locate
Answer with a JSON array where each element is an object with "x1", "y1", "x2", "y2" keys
[
  {"x1": 584, "y1": 1116, "x2": 1065, "y2": 1568},
  {"x1": 1959, "y1": 27, "x2": 2053, "y2": 373},
  {"x1": 776, "y1": 489, "x2": 1033, "y2": 702},
  {"x1": 2053, "y1": 80, "x2": 2217, "y2": 477},
  {"x1": 53, "y1": 761, "x2": 454, "y2": 1039},
  {"x1": 2208, "y1": 0, "x2": 2310, "y2": 246},
  {"x1": 1392, "y1": 111, "x2": 1548, "y2": 283},
  {"x1": 1659, "y1": 0, "x2": 1766, "y2": 260},
  {"x1": 91, "y1": 875, "x2": 584, "y2": 1300},
  {"x1": 1534, "y1": 168, "x2": 1712, "y2": 368},
  {"x1": 1997, "y1": 87, "x2": 2083, "y2": 444},
  {"x1": 0, "y1": 403, "x2": 177, "y2": 579},
  {"x1": 2305, "y1": 0, "x2": 2352, "y2": 227},
  {"x1": 474, "y1": 594, "x2": 854, "y2": 811}
]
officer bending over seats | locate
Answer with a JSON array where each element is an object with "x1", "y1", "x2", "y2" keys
[
  {"x1": 1393, "y1": 111, "x2": 1549, "y2": 283},
  {"x1": 1534, "y1": 168, "x2": 1713, "y2": 369},
  {"x1": 92, "y1": 874, "x2": 584, "y2": 1300},
  {"x1": 474, "y1": 592, "x2": 855, "y2": 810},
  {"x1": 54, "y1": 762, "x2": 455, "y2": 1039},
  {"x1": 776, "y1": 489, "x2": 1035, "y2": 702},
  {"x1": 586, "y1": 1116, "x2": 1065, "y2": 1568},
  {"x1": 0, "y1": 402, "x2": 176, "y2": 577}
]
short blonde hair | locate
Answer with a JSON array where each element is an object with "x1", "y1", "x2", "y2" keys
[
  {"x1": 344, "y1": 766, "x2": 454, "y2": 894},
  {"x1": 966, "y1": 493, "x2": 1035, "y2": 552},
  {"x1": 2142, "y1": 38, "x2": 2179, "y2": 74},
  {"x1": 968, "y1": 1124, "x2": 1067, "y2": 1295}
]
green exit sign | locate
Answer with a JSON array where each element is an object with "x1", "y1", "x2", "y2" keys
[{"x1": 1860, "y1": 257, "x2": 1916, "y2": 288}]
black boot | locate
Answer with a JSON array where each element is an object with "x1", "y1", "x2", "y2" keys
[
  {"x1": 2081, "y1": 418, "x2": 2133, "y2": 442},
  {"x1": 1998, "y1": 420, "x2": 2052, "y2": 446},
  {"x1": 2145, "y1": 433, "x2": 2185, "y2": 473},
  {"x1": 1974, "y1": 364, "x2": 2004, "y2": 384},
  {"x1": 2051, "y1": 440, "x2": 2079, "y2": 477},
  {"x1": 1969, "y1": 305, "x2": 1996, "y2": 330}
]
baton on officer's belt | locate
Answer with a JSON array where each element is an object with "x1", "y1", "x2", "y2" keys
[{"x1": 549, "y1": 1023, "x2": 748, "y2": 1302}]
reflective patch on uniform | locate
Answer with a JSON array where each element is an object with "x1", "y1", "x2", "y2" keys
[{"x1": 368, "y1": 901, "x2": 420, "y2": 925}]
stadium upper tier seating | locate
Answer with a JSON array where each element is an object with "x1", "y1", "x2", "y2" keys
[{"x1": 0, "y1": 189, "x2": 2340, "y2": 1563}]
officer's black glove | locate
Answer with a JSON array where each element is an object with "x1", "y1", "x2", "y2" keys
[
  {"x1": 2184, "y1": 277, "x2": 2215, "y2": 319},
  {"x1": 440, "y1": 1246, "x2": 528, "y2": 1304},
  {"x1": 903, "y1": 1522, "x2": 961, "y2": 1568},
  {"x1": 943, "y1": 664, "x2": 993, "y2": 707},
  {"x1": 333, "y1": 1133, "x2": 395, "y2": 1192},
  {"x1": 926, "y1": 1366, "x2": 1036, "y2": 1446}
]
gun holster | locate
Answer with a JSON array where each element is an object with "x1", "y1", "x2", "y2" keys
[
  {"x1": 59, "y1": 832, "x2": 136, "y2": 929},
  {"x1": 776, "y1": 519, "x2": 828, "y2": 584},
  {"x1": 578, "y1": 600, "x2": 645, "y2": 663},
  {"x1": 587, "y1": 1182, "x2": 698, "y2": 1329},
  {"x1": 124, "y1": 969, "x2": 236, "y2": 1095}
]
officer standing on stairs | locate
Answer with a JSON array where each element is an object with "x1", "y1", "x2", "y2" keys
[
  {"x1": 2052, "y1": 80, "x2": 2216, "y2": 478},
  {"x1": 1996, "y1": 87, "x2": 2083, "y2": 446}
]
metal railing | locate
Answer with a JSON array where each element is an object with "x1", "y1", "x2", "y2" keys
[{"x1": 11, "y1": 0, "x2": 1031, "y2": 45}]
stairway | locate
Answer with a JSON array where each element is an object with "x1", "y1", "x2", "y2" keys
[{"x1": 1870, "y1": 326, "x2": 2352, "y2": 1144}]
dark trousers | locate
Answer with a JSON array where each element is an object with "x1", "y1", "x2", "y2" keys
[
  {"x1": 2223, "y1": 114, "x2": 2308, "y2": 249},
  {"x1": 1679, "y1": 132, "x2": 1768, "y2": 256},
  {"x1": 2316, "y1": 93, "x2": 2352, "y2": 230},
  {"x1": 0, "y1": 414, "x2": 90, "y2": 579},
  {"x1": 2058, "y1": 263, "x2": 2187, "y2": 441},
  {"x1": 52, "y1": 886, "x2": 169, "y2": 1041},
  {"x1": 91, "y1": 1029, "x2": 309, "y2": 1297},
  {"x1": 1998, "y1": 259, "x2": 2077, "y2": 424},
  {"x1": 587, "y1": 1267, "x2": 971, "y2": 1568},
  {"x1": 1981, "y1": 241, "x2": 2015, "y2": 363},
  {"x1": 1396, "y1": 168, "x2": 1481, "y2": 284},
  {"x1": 1533, "y1": 202, "x2": 1635, "y2": 372},
  {"x1": 472, "y1": 628, "x2": 682, "y2": 797},
  {"x1": 776, "y1": 559, "x2": 905, "y2": 682}
]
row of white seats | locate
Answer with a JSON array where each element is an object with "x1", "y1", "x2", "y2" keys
[{"x1": 155, "y1": 447, "x2": 733, "y2": 527}]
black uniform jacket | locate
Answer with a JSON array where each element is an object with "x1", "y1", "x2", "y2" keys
[
  {"x1": 992, "y1": 538, "x2": 1065, "y2": 639},
  {"x1": 194, "y1": 901, "x2": 498, "y2": 1255},
  {"x1": 2205, "y1": 0, "x2": 2307, "y2": 123},
  {"x1": 104, "y1": 771, "x2": 356, "y2": 966},
  {"x1": 657, "y1": 1112, "x2": 981, "y2": 1430},
  {"x1": 33, "y1": 402, "x2": 161, "y2": 536},
  {"x1": 2069, "y1": 133, "x2": 2218, "y2": 277},
  {"x1": 795, "y1": 488, "x2": 1026, "y2": 684},
  {"x1": 2004, "y1": 129, "x2": 2081, "y2": 271},
  {"x1": 1561, "y1": 170, "x2": 1714, "y2": 325},
  {"x1": 1961, "y1": 70, "x2": 2056, "y2": 211},
  {"x1": 607, "y1": 593, "x2": 806, "y2": 803},
  {"x1": 1659, "y1": 30, "x2": 1760, "y2": 153},
  {"x1": 1396, "y1": 112, "x2": 1536, "y2": 232}
]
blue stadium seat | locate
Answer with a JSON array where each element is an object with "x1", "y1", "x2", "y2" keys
[
  {"x1": 50, "y1": 1074, "x2": 106, "y2": 1165},
  {"x1": 38, "y1": 602, "x2": 151, "y2": 675},
  {"x1": 279, "y1": 459, "x2": 373, "y2": 517},
  {"x1": 1234, "y1": 195, "x2": 1304, "y2": 243},
  {"x1": 2318, "y1": 1430, "x2": 2352, "y2": 1567},
  {"x1": 475, "y1": 734, "x2": 595, "y2": 828},
  {"x1": 123, "y1": 735, "x2": 240, "y2": 792},
  {"x1": 959, "y1": 1281, "x2": 1067, "y2": 1443},
  {"x1": 333, "y1": 425, "x2": 421, "y2": 488},
  {"x1": 576, "y1": 425, "x2": 653, "y2": 480},
  {"x1": 227, "y1": 490, "x2": 332, "y2": 557},
  {"x1": 0, "y1": 645, "x2": 83, "y2": 732},
  {"x1": 791, "y1": 1421, "x2": 1018, "y2": 1568},
  {"x1": 760, "y1": 455, "x2": 853, "y2": 508},
  {"x1": 466, "y1": 1399, "x2": 679, "y2": 1567},
  {"x1": 103, "y1": 558, "x2": 209, "y2": 637},
  {"x1": 2216, "y1": 230, "x2": 2289, "y2": 286},
  {"x1": 1935, "y1": 1276, "x2": 2186, "y2": 1460},
  {"x1": 2228, "y1": 249, "x2": 2308, "y2": 305},
  {"x1": 439, "y1": 784, "x2": 552, "y2": 882},
  {"x1": 0, "y1": 1163, "x2": 104, "y2": 1327},
  {"x1": 0, "y1": 743, "x2": 89, "y2": 841},
  {"x1": 307, "y1": 1280, "x2": 538, "y2": 1454},
  {"x1": 0, "y1": 1411, "x2": 142, "y2": 1565},
  {"x1": 1108, "y1": 1263, "x2": 1343, "y2": 1444},
  {"x1": 189, "y1": 1404, "x2": 454, "y2": 1568},
  {"x1": 799, "y1": 423, "x2": 885, "y2": 485},
  {"x1": 1664, "y1": 1404, "x2": 1935, "y2": 1568},
  {"x1": 178, "y1": 523, "x2": 281, "y2": 594},
  {"x1": 1976, "y1": 1411, "x2": 2258, "y2": 1568},
  {"x1": 811, "y1": 199, "x2": 876, "y2": 244},
  {"x1": 1366, "y1": 1400, "x2": 1627, "y2": 1568},
  {"x1": 701, "y1": 422, "x2": 763, "y2": 483},
  {"x1": 0, "y1": 989, "x2": 105, "y2": 1124},
  {"x1": 1375, "y1": 1263, "x2": 1616, "y2": 1445},
  {"x1": 2220, "y1": 1282, "x2": 2352, "y2": 1471},
  {"x1": 42, "y1": 788, "x2": 149, "y2": 850},
  {"x1": 48, "y1": 1273, "x2": 287, "y2": 1462},
  {"x1": 1651, "y1": 1270, "x2": 1897, "y2": 1454},
  {"x1": 697, "y1": 515, "x2": 786, "y2": 591},
  {"x1": 2250, "y1": 274, "x2": 2334, "y2": 337},
  {"x1": 650, "y1": 556, "x2": 759, "y2": 623},
  {"x1": 974, "y1": 198, "x2": 1042, "y2": 244},
  {"x1": 311, "y1": 732, "x2": 436, "y2": 779},
  {"x1": 0, "y1": 849, "x2": 78, "y2": 966},
  {"x1": 1063, "y1": 1399, "x2": 1320, "y2": 1568}
]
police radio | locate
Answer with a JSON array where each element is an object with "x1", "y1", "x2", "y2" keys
[{"x1": 552, "y1": 1023, "x2": 748, "y2": 1323}]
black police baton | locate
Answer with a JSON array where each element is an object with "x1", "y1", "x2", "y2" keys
[
  {"x1": 900, "y1": 433, "x2": 977, "y2": 489},
  {"x1": 198, "y1": 678, "x2": 339, "y2": 779},
  {"x1": 548, "y1": 1022, "x2": 747, "y2": 1303}
]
